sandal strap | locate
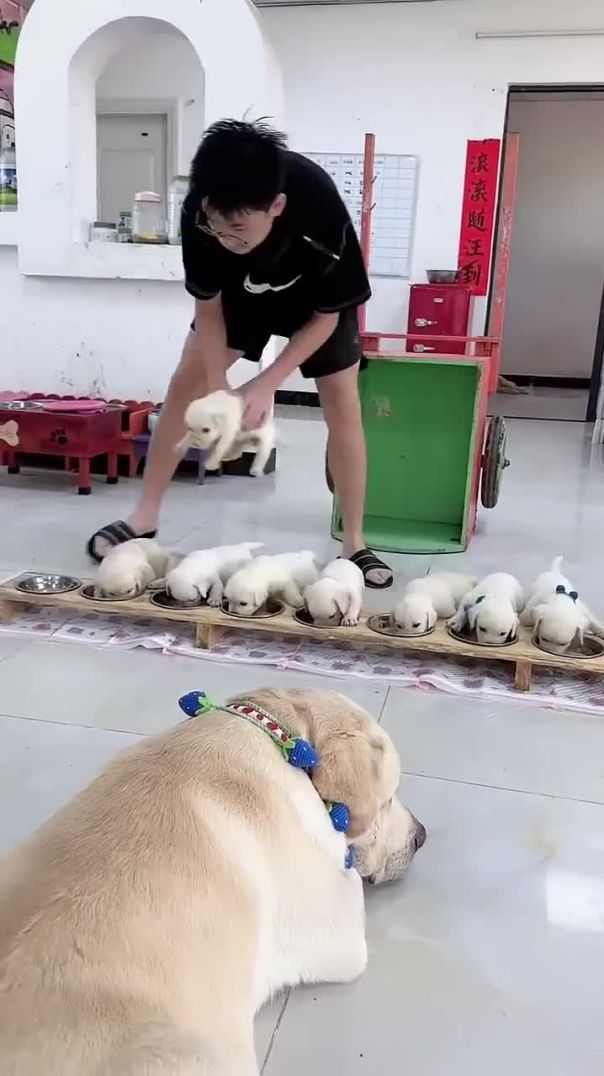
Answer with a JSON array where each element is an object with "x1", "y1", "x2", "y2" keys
[{"x1": 86, "y1": 520, "x2": 157, "y2": 563}]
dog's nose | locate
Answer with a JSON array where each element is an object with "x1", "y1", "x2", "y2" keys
[{"x1": 413, "y1": 820, "x2": 427, "y2": 851}]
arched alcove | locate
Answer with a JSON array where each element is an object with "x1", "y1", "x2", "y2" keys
[{"x1": 14, "y1": 0, "x2": 283, "y2": 278}]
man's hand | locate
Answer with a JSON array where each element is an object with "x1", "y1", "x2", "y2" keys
[{"x1": 236, "y1": 377, "x2": 275, "y2": 430}]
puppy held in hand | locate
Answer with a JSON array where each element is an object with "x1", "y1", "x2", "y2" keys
[
  {"x1": 448, "y1": 572, "x2": 524, "y2": 644},
  {"x1": 166, "y1": 543, "x2": 264, "y2": 606},
  {"x1": 393, "y1": 571, "x2": 478, "y2": 635},
  {"x1": 95, "y1": 539, "x2": 178, "y2": 599},
  {"x1": 521, "y1": 555, "x2": 604, "y2": 653},
  {"x1": 225, "y1": 551, "x2": 320, "y2": 615},
  {"x1": 304, "y1": 559, "x2": 365, "y2": 627},
  {"x1": 179, "y1": 390, "x2": 275, "y2": 477}
]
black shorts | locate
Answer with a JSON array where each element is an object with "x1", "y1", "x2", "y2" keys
[{"x1": 191, "y1": 304, "x2": 363, "y2": 380}]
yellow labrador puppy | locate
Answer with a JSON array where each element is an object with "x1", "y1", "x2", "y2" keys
[{"x1": 0, "y1": 688, "x2": 425, "y2": 1075}]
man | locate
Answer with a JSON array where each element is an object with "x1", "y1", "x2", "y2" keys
[{"x1": 87, "y1": 120, "x2": 392, "y2": 588}]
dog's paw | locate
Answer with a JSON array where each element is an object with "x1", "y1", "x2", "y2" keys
[
  {"x1": 207, "y1": 594, "x2": 222, "y2": 608},
  {"x1": 341, "y1": 615, "x2": 359, "y2": 627},
  {"x1": 447, "y1": 614, "x2": 464, "y2": 632}
]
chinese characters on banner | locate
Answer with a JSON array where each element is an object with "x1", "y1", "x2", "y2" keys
[{"x1": 457, "y1": 139, "x2": 501, "y2": 295}]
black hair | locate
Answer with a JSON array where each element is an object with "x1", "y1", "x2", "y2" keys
[{"x1": 190, "y1": 119, "x2": 288, "y2": 215}]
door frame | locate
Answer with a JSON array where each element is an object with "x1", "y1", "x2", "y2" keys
[
  {"x1": 96, "y1": 97, "x2": 177, "y2": 202},
  {"x1": 487, "y1": 83, "x2": 604, "y2": 421}
]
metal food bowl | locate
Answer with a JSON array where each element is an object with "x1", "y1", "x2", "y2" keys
[
  {"x1": 427, "y1": 269, "x2": 460, "y2": 285},
  {"x1": 0, "y1": 400, "x2": 44, "y2": 411},
  {"x1": 222, "y1": 598, "x2": 284, "y2": 620},
  {"x1": 447, "y1": 624, "x2": 518, "y2": 648},
  {"x1": 294, "y1": 607, "x2": 344, "y2": 629},
  {"x1": 533, "y1": 632, "x2": 604, "y2": 660},
  {"x1": 150, "y1": 589, "x2": 204, "y2": 610},
  {"x1": 15, "y1": 573, "x2": 81, "y2": 595},
  {"x1": 80, "y1": 584, "x2": 143, "y2": 603},
  {"x1": 367, "y1": 613, "x2": 435, "y2": 639}
]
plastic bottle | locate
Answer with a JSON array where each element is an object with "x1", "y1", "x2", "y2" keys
[
  {"x1": 0, "y1": 147, "x2": 17, "y2": 212},
  {"x1": 167, "y1": 176, "x2": 189, "y2": 245}
]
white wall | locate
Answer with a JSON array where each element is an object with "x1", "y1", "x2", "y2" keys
[
  {"x1": 262, "y1": 0, "x2": 604, "y2": 339},
  {"x1": 96, "y1": 27, "x2": 205, "y2": 176},
  {"x1": 6, "y1": 0, "x2": 604, "y2": 400},
  {"x1": 501, "y1": 96, "x2": 604, "y2": 379}
]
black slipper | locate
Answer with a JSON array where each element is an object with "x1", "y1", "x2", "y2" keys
[
  {"x1": 86, "y1": 519, "x2": 158, "y2": 564},
  {"x1": 349, "y1": 548, "x2": 393, "y2": 590}
]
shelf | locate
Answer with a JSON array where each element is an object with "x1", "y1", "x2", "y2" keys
[{"x1": 19, "y1": 241, "x2": 184, "y2": 281}]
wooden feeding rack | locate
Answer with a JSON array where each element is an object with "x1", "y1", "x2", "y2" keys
[{"x1": 1, "y1": 576, "x2": 603, "y2": 694}]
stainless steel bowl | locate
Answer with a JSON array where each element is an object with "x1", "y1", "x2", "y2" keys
[
  {"x1": 222, "y1": 598, "x2": 284, "y2": 620},
  {"x1": 426, "y1": 270, "x2": 460, "y2": 284},
  {"x1": 80, "y1": 584, "x2": 143, "y2": 603},
  {"x1": 533, "y1": 632, "x2": 604, "y2": 660},
  {"x1": 150, "y1": 590, "x2": 204, "y2": 610},
  {"x1": 367, "y1": 613, "x2": 435, "y2": 639},
  {"x1": 447, "y1": 625, "x2": 518, "y2": 648},
  {"x1": 15, "y1": 573, "x2": 81, "y2": 595},
  {"x1": 294, "y1": 607, "x2": 344, "y2": 629},
  {"x1": 0, "y1": 400, "x2": 44, "y2": 411}
]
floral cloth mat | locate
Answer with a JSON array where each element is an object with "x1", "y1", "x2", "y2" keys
[{"x1": 2, "y1": 606, "x2": 604, "y2": 716}]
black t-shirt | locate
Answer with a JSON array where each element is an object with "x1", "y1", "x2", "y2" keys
[{"x1": 181, "y1": 151, "x2": 371, "y2": 335}]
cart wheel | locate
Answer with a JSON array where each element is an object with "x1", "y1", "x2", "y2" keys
[
  {"x1": 481, "y1": 415, "x2": 510, "y2": 509},
  {"x1": 325, "y1": 450, "x2": 334, "y2": 494}
]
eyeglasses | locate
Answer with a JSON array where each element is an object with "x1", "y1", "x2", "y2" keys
[{"x1": 195, "y1": 215, "x2": 249, "y2": 249}]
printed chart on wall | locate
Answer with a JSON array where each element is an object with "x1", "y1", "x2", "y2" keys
[{"x1": 304, "y1": 152, "x2": 419, "y2": 278}]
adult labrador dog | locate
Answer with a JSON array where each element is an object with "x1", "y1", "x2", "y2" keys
[{"x1": 0, "y1": 688, "x2": 425, "y2": 1075}]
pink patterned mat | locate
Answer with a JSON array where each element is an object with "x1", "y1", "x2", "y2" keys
[{"x1": 2, "y1": 606, "x2": 604, "y2": 716}]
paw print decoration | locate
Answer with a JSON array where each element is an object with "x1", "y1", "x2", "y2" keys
[{"x1": 50, "y1": 428, "x2": 69, "y2": 446}]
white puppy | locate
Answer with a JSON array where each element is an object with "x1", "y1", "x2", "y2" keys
[
  {"x1": 304, "y1": 558, "x2": 365, "y2": 627},
  {"x1": 225, "y1": 551, "x2": 320, "y2": 615},
  {"x1": 393, "y1": 571, "x2": 478, "y2": 635},
  {"x1": 448, "y1": 572, "x2": 524, "y2": 644},
  {"x1": 166, "y1": 543, "x2": 264, "y2": 606},
  {"x1": 520, "y1": 555, "x2": 604, "y2": 653},
  {"x1": 95, "y1": 539, "x2": 177, "y2": 599},
  {"x1": 179, "y1": 390, "x2": 275, "y2": 477}
]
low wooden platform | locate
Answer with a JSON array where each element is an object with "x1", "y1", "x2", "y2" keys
[{"x1": 1, "y1": 575, "x2": 603, "y2": 692}]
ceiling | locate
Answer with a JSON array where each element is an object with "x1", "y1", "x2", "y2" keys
[{"x1": 253, "y1": 1, "x2": 447, "y2": 7}]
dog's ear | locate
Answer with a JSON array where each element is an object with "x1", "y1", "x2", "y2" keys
[
  {"x1": 311, "y1": 730, "x2": 385, "y2": 839},
  {"x1": 532, "y1": 604, "x2": 547, "y2": 635},
  {"x1": 467, "y1": 603, "x2": 480, "y2": 631}
]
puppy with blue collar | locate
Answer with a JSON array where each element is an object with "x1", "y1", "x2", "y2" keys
[
  {"x1": 448, "y1": 572, "x2": 524, "y2": 644},
  {"x1": 521, "y1": 556, "x2": 604, "y2": 653}
]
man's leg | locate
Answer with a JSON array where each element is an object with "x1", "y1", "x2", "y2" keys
[
  {"x1": 317, "y1": 363, "x2": 392, "y2": 587},
  {"x1": 90, "y1": 330, "x2": 240, "y2": 560}
]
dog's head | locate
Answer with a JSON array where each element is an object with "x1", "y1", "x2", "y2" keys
[
  {"x1": 180, "y1": 392, "x2": 236, "y2": 451},
  {"x1": 238, "y1": 688, "x2": 426, "y2": 884},
  {"x1": 534, "y1": 596, "x2": 583, "y2": 653},
  {"x1": 469, "y1": 597, "x2": 518, "y2": 644},
  {"x1": 224, "y1": 570, "x2": 268, "y2": 616},
  {"x1": 393, "y1": 594, "x2": 437, "y2": 635},
  {"x1": 305, "y1": 579, "x2": 344, "y2": 626},
  {"x1": 95, "y1": 559, "x2": 153, "y2": 599}
]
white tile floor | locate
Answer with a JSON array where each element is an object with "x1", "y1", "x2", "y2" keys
[{"x1": 1, "y1": 412, "x2": 604, "y2": 1072}]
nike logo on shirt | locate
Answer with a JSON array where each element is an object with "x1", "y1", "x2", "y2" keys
[{"x1": 243, "y1": 273, "x2": 302, "y2": 295}]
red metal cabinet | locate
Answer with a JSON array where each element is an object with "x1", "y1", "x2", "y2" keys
[{"x1": 407, "y1": 284, "x2": 473, "y2": 354}]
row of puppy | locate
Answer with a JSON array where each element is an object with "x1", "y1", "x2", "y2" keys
[
  {"x1": 397, "y1": 558, "x2": 603, "y2": 654},
  {"x1": 96, "y1": 542, "x2": 603, "y2": 654}
]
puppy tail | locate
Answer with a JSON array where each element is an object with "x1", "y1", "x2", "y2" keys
[{"x1": 550, "y1": 555, "x2": 564, "y2": 574}]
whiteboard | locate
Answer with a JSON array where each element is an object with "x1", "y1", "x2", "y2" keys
[{"x1": 303, "y1": 152, "x2": 419, "y2": 278}]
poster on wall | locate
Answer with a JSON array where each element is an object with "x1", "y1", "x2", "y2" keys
[
  {"x1": 0, "y1": 1, "x2": 34, "y2": 208},
  {"x1": 457, "y1": 138, "x2": 501, "y2": 296}
]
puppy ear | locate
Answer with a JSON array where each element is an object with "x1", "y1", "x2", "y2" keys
[
  {"x1": 311, "y1": 731, "x2": 385, "y2": 839},
  {"x1": 467, "y1": 604, "x2": 479, "y2": 631}
]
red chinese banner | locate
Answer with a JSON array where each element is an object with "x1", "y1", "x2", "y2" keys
[{"x1": 457, "y1": 139, "x2": 501, "y2": 296}]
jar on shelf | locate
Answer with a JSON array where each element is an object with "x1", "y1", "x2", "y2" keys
[
  {"x1": 117, "y1": 210, "x2": 132, "y2": 243},
  {"x1": 132, "y1": 191, "x2": 166, "y2": 244},
  {"x1": 89, "y1": 221, "x2": 117, "y2": 243},
  {"x1": 167, "y1": 175, "x2": 189, "y2": 245}
]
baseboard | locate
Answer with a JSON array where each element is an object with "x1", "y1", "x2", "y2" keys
[
  {"x1": 503, "y1": 375, "x2": 590, "y2": 389},
  {"x1": 275, "y1": 389, "x2": 320, "y2": 408}
]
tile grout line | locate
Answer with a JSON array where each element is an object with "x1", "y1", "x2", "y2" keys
[
  {"x1": 261, "y1": 990, "x2": 291, "y2": 1073},
  {"x1": 401, "y1": 766, "x2": 604, "y2": 808}
]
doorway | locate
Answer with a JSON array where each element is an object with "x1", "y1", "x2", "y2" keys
[
  {"x1": 96, "y1": 112, "x2": 168, "y2": 225},
  {"x1": 494, "y1": 86, "x2": 604, "y2": 422}
]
